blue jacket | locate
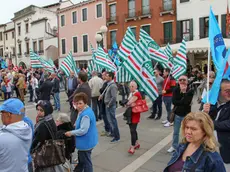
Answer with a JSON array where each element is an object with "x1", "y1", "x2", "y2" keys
[
  {"x1": 23, "y1": 116, "x2": 34, "y2": 164},
  {"x1": 164, "y1": 143, "x2": 226, "y2": 172},
  {"x1": 75, "y1": 107, "x2": 98, "y2": 150}
]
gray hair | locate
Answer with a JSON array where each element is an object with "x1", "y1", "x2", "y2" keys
[{"x1": 57, "y1": 113, "x2": 71, "y2": 123}]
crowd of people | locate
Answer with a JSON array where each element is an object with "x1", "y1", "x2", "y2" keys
[{"x1": 0, "y1": 64, "x2": 230, "y2": 172}]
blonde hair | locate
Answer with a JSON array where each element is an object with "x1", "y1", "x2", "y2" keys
[{"x1": 181, "y1": 112, "x2": 218, "y2": 152}]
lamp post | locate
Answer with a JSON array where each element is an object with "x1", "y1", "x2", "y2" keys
[
  {"x1": 99, "y1": 25, "x2": 108, "y2": 48},
  {"x1": 95, "y1": 33, "x2": 103, "y2": 47}
]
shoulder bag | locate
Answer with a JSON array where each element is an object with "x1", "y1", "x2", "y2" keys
[
  {"x1": 132, "y1": 99, "x2": 149, "y2": 113},
  {"x1": 32, "y1": 121, "x2": 66, "y2": 168}
]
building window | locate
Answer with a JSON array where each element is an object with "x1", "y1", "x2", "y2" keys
[
  {"x1": 142, "y1": 0, "x2": 150, "y2": 15},
  {"x1": 0, "y1": 48, "x2": 3, "y2": 56},
  {"x1": 26, "y1": 42, "x2": 29, "y2": 55},
  {"x1": 180, "y1": 0, "x2": 189, "y2": 3},
  {"x1": 82, "y1": 35, "x2": 88, "y2": 52},
  {"x1": 109, "y1": 4, "x2": 116, "y2": 21},
  {"x1": 33, "y1": 41, "x2": 37, "y2": 52},
  {"x1": 18, "y1": 44, "x2": 22, "y2": 55},
  {"x1": 61, "y1": 15, "x2": 65, "y2": 27},
  {"x1": 96, "y1": 4, "x2": 102, "y2": 18},
  {"x1": 12, "y1": 32, "x2": 14, "y2": 39},
  {"x1": 39, "y1": 40, "x2": 44, "y2": 54},
  {"x1": 5, "y1": 33, "x2": 8, "y2": 41},
  {"x1": 18, "y1": 26, "x2": 21, "y2": 36},
  {"x1": 163, "y1": 0, "x2": 172, "y2": 11},
  {"x1": 110, "y1": 30, "x2": 117, "y2": 46},
  {"x1": 164, "y1": 22, "x2": 173, "y2": 43},
  {"x1": 72, "y1": 11, "x2": 77, "y2": 24},
  {"x1": 73, "y1": 37, "x2": 78, "y2": 53},
  {"x1": 0, "y1": 32, "x2": 2, "y2": 41},
  {"x1": 182, "y1": 20, "x2": 190, "y2": 41},
  {"x1": 25, "y1": 23, "x2": 29, "y2": 33},
  {"x1": 142, "y1": 25, "x2": 151, "y2": 35},
  {"x1": 61, "y1": 39, "x2": 66, "y2": 54},
  {"x1": 82, "y1": 8, "x2": 88, "y2": 21},
  {"x1": 130, "y1": 27, "x2": 136, "y2": 38},
  {"x1": 128, "y1": 0, "x2": 135, "y2": 18}
]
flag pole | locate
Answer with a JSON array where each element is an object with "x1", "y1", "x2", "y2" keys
[
  {"x1": 206, "y1": 46, "x2": 211, "y2": 103},
  {"x1": 154, "y1": 62, "x2": 158, "y2": 69}
]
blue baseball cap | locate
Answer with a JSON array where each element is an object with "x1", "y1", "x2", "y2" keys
[{"x1": 0, "y1": 98, "x2": 25, "y2": 115}]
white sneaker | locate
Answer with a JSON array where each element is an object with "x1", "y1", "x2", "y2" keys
[
  {"x1": 164, "y1": 122, "x2": 173, "y2": 127},
  {"x1": 162, "y1": 120, "x2": 168, "y2": 124},
  {"x1": 167, "y1": 147, "x2": 175, "y2": 153}
]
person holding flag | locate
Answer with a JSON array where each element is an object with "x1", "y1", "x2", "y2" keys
[{"x1": 202, "y1": 8, "x2": 230, "y2": 170}]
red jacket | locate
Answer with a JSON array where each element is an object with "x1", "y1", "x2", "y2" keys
[{"x1": 163, "y1": 76, "x2": 176, "y2": 97}]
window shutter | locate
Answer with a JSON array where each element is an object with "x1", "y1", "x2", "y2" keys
[
  {"x1": 176, "y1": 21, "x2": 182, "y2": 43},
  {"x1": 189, "y1": 19, "x2": 193, "y2": 41},
  {"x1": 222, "y1": 14, "x2": 227, "y2": 38},
  {"x1": 199, "y1": 17, "x2": 205, "y2": 39}
]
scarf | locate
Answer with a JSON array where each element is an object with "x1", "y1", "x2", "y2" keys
[{"x1": 35, "y1": 114, "x2": 53, "y2": 132}]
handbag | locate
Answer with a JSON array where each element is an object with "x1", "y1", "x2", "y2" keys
[
  {"x1": 132, "y1": 99, "x2": 149, "y2": 113},
  {"x1": 169, "y1": 106, "x2": 177, "y2": 123},
  {"x1": 32, "y1": 121, "x2": 66, "y2": 168}
]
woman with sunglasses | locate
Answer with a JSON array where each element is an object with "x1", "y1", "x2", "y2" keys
[
  {"x1": 31, "y1": 100, "x2": 64, "y2": 172},
  {"x1": 167, "y1": 75, "x2": 194, "y2": 153}
]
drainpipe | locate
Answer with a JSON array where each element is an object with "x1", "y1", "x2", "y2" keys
[{"x1": 57, "y1": 8, "x2": 60, "y2": 67}]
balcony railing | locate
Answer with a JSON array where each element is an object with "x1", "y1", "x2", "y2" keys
[
  {"x1": 159, "y1": 2, "x2": 176, "y2": 16},
  {"x1": 138, "y1": 8, "x2": 153, "y2": 19},
  {"x1": 106, "y1": 16, "x2": 118, "y2": 26},
  {"x1": 125, "y1": 11, "x2": 138, "y2": 22}
]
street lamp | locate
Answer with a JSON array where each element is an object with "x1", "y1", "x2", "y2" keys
[
  {"x1": 95, "y1": 34, "x2": 103, "y2": 46},
  {"x1": 99, "y1": 25, "x2": 108, "y2": 48}
]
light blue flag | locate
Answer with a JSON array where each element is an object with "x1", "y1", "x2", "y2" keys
[
  {"x1": 202, "y1": 8, "x2": 230, "y2": 105},
  {"x1": 109, "y1": 42, "x2": 121, "y2": 66}
]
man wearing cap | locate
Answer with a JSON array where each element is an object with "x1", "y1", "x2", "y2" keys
[{"x1": 0, "y1": 98, "x2": 32, "y2": 172}]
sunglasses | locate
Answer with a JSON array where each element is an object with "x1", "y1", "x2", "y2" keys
[{"x1": 179, "y1": 79, "x2": 187, "y2": 82}]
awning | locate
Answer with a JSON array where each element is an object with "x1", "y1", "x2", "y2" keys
[{"x1": 165, "y1": 38, "x2": 230, "y2": 53}]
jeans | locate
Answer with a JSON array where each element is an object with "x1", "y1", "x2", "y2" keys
[
  {"x1": 152, "y1": 95, "x2": 162, "y2": 118},
  {"x1": 29, "y1": 90, "x2": 33, "y2": 101},
  {"x1": 100, "y1": 101, "x2": 110, "y2": 132},
  {"x1": 172, "y1": 115, "x2": 184, "y2": 149},
  {"x1": 163, "y1": 96, "x2": 172, "y2": 121},
  {"x1": 28, "y1": 162, "x2": 33, "y2": 172},
  {"x1": 106, "y1": 104, "x2": 120, "y2": 140},
  {"x1": 92, "y1": 96, "x2": 101, "y2": 120},
  {"x1": 68, "y1": 90, "x2": 74, "y2": 109},
  {"x1": 74, "y1": 150, "x2": 93, "y2": 172},
  {"x1": 54, "y1": 92, "x2": 60, "y2": 110},
  {"x1": 129, "y1": 123, "x2": 138, "y2": 146},
  {"x1": 4, "y1": 92, "x2": 11, "y2": 100}
]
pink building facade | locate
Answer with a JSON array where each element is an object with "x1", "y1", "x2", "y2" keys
[{"x1": 58, "y1": 0, "x2": 106, "y2": 68}]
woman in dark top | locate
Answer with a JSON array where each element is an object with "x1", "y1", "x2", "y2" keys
[
  {"x1": 31, "y1": 100, "x2": 64, "y2": 172},
  {"x1": 164, "y1": 112, "x2": 226, "y2": 172}
]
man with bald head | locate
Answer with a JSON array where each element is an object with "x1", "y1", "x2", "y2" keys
[{"x1": 67, "y1": 71, "x2": 78, "y2": 109}]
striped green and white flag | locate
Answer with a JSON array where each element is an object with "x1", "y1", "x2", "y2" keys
[
  {"x1": 172, "y1": 39, "x2": 187, "y2": 80},
  {"x1": 95, "y1": 47, "x2": 117, "y2": 72},
  {"x1": 163, "y1": 43, "x2": 174, "y2": 70},
  {"x1": 116, "y1": 65, "x2": 132, "y2": 83},
  {"x1": 117, "y1": 27, "x2": 137, "y2": 62},
  {"x1": 30, "y1": 49, "x2": 43, "y2": 68},
  {"x1": 174, "y1": 39, "x2": 187, "y2": 69},
  {"x1": 60, "y1": 51, "x2": 77, "y2": 77},
  {"x1": 121, "y1": 38, "x2": 158, "y2": 102},
  {"x1": 140, "y1": 29, "x2": 169, "y2": 66}
]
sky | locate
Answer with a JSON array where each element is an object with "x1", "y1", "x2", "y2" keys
[{"x1": 0, "y1": 0, "x2": 82, "y2": 24}]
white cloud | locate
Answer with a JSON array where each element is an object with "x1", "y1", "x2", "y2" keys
[{"x1": 0, "y1": 0, "x2": 82, "y2": 24}]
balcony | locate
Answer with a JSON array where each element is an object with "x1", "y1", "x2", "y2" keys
[
  {"x1": 125, "y1": 11, "x2": 138, "y2": 22},
  {"x1": 107, "y1": 16, "x2": 118, "y2": 26},
  {"x1": 159, "y1": 2, "x2": 176, "y2": 16},
  {"x1": 138, "y1": 8, "x2": 153, "y2": 19}
]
